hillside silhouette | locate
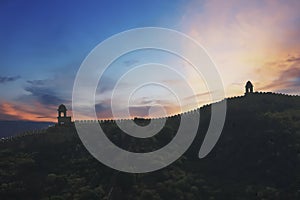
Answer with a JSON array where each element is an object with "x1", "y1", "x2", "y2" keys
[
  {"x1": 0, "y1": 92, "x2": 300, "y2": 200},
  {"x1": 0, "y1": 121, "x2": 53, "y2": 138}
]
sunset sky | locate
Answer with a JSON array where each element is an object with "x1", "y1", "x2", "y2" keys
[{"x1": 0, "y1": 0, "x2": 299, "y2": 121}]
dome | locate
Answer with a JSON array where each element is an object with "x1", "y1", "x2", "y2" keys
[
  {"x1": 58, "y1": 104, "x2": 67, "y2": 111},
  {"x1": 246, "y1": 81, "x2": 253, "y2": 87}
]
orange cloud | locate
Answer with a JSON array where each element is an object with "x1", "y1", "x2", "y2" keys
[
  {"x1": 254, "y1": 56, "x2": 300, "y2": 93},
  {"x1": 0, "y1": 101, "x2": 58, "y2": 122}
]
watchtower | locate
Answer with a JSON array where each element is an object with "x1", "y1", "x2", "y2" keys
[
  {"x1": 245, "y1": 81, "x2": 253, "y2": 94},
  {"x1": 57, "y1": 104, "x2": 72, "y2": 126}
]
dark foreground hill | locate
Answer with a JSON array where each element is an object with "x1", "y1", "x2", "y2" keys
[{"x1": 0, "y1": 93, "x2": 300, "y2": 200}]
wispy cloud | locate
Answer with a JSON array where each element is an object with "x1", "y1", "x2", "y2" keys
[
  {"x1": 123, "y1": 59, "x2": 139, "y2": 67},
  {"x1": 24, "y1": 86, "x2": 67, "y2": 106},
  {"x1": 0, "y1": 101, "x2": 56, "y2": 122},
  {"x1": 26, "y1": 79, "x2": 47, "y2": 86},
  {"x1": 286, "y1": 56, "x2": 300, "y2": 63},
  {"x1": 24, "y1": 79, "x2": 69, "y2": 106},
  {"x1": 0, "y1": 75, "x2": 20, "y2": 84},
  {"x1": 256, "y1": 58, "x2": 300, "y2": 93}
]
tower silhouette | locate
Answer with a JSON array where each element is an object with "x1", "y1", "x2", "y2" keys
[
  {"x1": 245, "y1": 81, "x2": 254, "y2": 94},
  {"x1": 57, "y1": 104, "x2": 72, "y2": 126}
]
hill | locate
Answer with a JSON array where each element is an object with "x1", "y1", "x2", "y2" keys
[
  {"x1": 0, "y1": 121, "x2": 53, "y2": 138},
  {"x1": 0, "y1": 92, "x2": 299, "y2": 200}
]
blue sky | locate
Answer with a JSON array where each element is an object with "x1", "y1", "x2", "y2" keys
[
  {"x1": 0, "y1": 0, "x2": 299, "y2": 121},
  {"x1": 0, "y1": 0, "x2": 185, "y2": 76}
]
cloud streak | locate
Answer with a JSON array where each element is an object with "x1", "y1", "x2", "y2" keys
[
  {"x1": 23, "y1": 78, "x2": 70, "y2": 107},
  {"x1": 0, "y1": 101, "x2": 56, "y2": 122},
  {"x1": 24, "y1": 86, "x2": 67, "y2": 106},
  {"x1": 256, "y1": 58, "x2": 300, "y2": 93},
  {"x1": 0, "y1": 75, "x2": 20, "y2": 84}
]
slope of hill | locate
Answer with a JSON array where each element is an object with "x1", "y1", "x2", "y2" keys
[
  {"x1": 0, "y1": 121, "x2": 54, "y2": 138},
  {"x1": 0, "y1": 93, "x2": 299, "y2": 200}
]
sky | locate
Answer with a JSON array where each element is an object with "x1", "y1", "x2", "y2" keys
[{"x1": 0, "y1": 0, "x2": 299, "y2": 121}]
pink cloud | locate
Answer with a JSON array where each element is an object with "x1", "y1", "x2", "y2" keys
[{"x1": 0, "y1": 101, "x2": 58, "y2": 122}]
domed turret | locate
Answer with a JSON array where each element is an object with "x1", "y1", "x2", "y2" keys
[
  {"x1": 57, "y1": 104, "x2": 72, "y2": 126},
  {"x1": 58, "y1": 104, "x2": 67, "y2": 112},
  {"x1": 245, "y1": 81, "x2": 254, "y2": 94}
]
